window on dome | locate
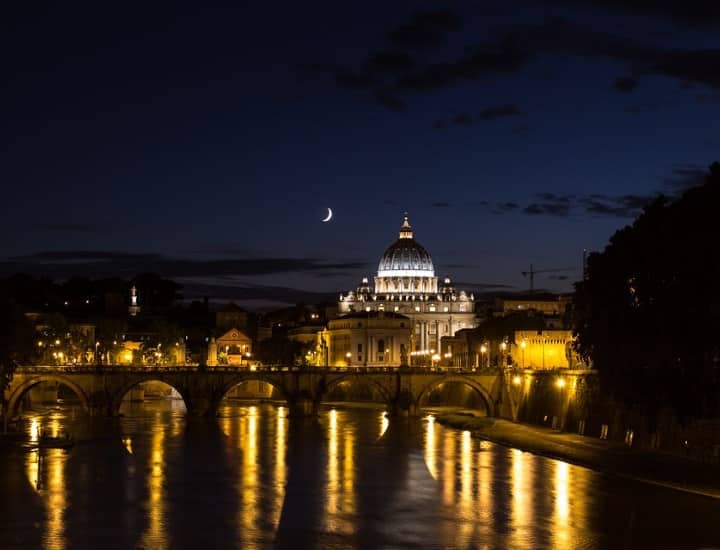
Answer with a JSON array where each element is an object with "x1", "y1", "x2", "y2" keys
[
  {"x1": 415, "y1": 306, "x2": 420, "y2": 312},
  {"x1": 429, "y1": 305, "x2": 436, "y2": 312}
]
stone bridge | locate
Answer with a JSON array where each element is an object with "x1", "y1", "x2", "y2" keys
[{"x1": 3, "y1": 365, "x2": 523, "y2": 419}]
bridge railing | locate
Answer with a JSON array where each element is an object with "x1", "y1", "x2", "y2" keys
[{"x1": 16, "y1": 364, "x2": 507, "y2": 375}]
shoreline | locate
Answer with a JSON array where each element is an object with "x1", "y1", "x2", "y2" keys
[{"x1": 434, "y1": 413, "x2": 720, "y2": 500}]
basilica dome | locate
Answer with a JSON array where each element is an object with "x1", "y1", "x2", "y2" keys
[{"x1": 377, "y1": 215, "x2": 435, "y2": 277}]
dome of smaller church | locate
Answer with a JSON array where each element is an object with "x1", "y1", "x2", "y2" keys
[{"x1": 377, "y1": 215, "x2": 435, "y2": 277}]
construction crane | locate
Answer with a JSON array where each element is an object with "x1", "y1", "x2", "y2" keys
[{"x1": 521, "y1": 264, "x2": 576, "y2": 293}]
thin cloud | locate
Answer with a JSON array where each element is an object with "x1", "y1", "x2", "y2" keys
[
  {"x1": 34, "y1": 223, "x2": 106, "y2": 234},
  {"x1": 478, "y1": 104, "x2": 522, "y2": 120},
  {"x1": 2, "y1": 252, "x2": 368, "y2": 279},
  {"x1": 661, "y1": 164, "x2": 707, "y2": 189},
  {"x1": 434, "y1": 104, "x2": 523, "y2": 128},
  {"x1": 613, "y1": 76, "x2": 639, "y2": 93},
  {"x1": 523, "y1": 203, "x2": 573, "y2": 217}
]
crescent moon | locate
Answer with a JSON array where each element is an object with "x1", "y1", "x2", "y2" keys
[{"x1": 322, "y1": 208, "x2": 333, "y2": 222}]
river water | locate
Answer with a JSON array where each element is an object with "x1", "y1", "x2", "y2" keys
[{"x1": 1, "y1": 401, "x2": 718, "y2": 549}]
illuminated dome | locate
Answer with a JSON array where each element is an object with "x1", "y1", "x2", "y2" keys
[{"x1": 377, "y1": 215, "x2": 435, "y2": 277}]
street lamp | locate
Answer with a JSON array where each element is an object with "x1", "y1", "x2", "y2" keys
[
  {"x1": 345, "y1": 351, "x2": 352, "y2": 366},
  {"x1": 95, "y1": 342, "x2": 100, "y2": 364},
  {"x1": 480, "y1": 344, "x2": 487, "y2": 369},
  {"x1": 500, "y1": 341, "x2": 507, "y2": 368},
  {"x1": 431, "y1": 353, "x2": 441, "y2": 367},
  {"x1": 520, "y1": 339, "x2": 526, "y2": 369},
  {"x1": 245, "y1": 351, "x2": 252, "y2": 367}
]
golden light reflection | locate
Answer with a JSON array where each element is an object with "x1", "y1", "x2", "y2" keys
[
  {"x1": 26, "y1": 449, "x2": 40, "y2": 491},
  {"x1": 477, "y1": 437, "x2": 493, "y2": 541},
  {"x1": 241, "y1": 406, "x2": 259, "y2": 535},
  {"x1": 48, "y1": 416, "x2": 61, "y2": 438},
  {"x1": 327, "y1": 409, "x2": 339, "y2": 520},
  {"x1": 343, "y1": 427, "x2": 356, "y2": 520},
  {"x1": 324, "y1": 409, "x2": 356, "y2": 536},
  {"x1": 510, "y1": 449, "x2": 533, "y2": 547},
  {"x1": 442, "y1": 430, "x2": 455, "y2": 505},
  {"x1": 379, "y1": 412, "x2": 389, "y2": 439},
  {"x1": 141, "y1": 426, "x2": 167, "y2": 550},
  {"x1": 271, "y1": 406, "x2": 287, "y2": 528},
  {"x1": 123, "y1": 437, "x2": 133, "y2": 455},
  {"x1": 458, "y1": 430, "x2": 473, "y2": 541},
  {"x1": 30, "y1": 418, "x2": 39, "y2": 443},
  {"x1": 552, "y1": 461, "x2": 571, "y2": 550},
  {"x1": 44, "y1": 448, "x2": 67, "y2": 550},
  {"x1": 424, "y1": 415, "x2": 437, "y2": 479}
]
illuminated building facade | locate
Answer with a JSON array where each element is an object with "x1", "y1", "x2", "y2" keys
[
  {"x1": 338, "y1": 215, "x2": 476, "y2": 359},
  {"x1": 317, "y1": 311, "x2": 411, "y2": 367},
  {"x1": 207, "y1": 328, "x2": 253, "y2": 366},
  {"x1": 512, "y1": 330, "x2": 582, "y2": 369}
]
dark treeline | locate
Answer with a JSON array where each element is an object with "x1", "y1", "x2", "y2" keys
[{"x1": 574, "y1": 162, "x2": 720, "y2": 423}]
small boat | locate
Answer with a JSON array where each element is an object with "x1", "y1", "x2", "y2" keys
[{"x1": 38, "y1": 433, "x2": 74, "y2": 449}]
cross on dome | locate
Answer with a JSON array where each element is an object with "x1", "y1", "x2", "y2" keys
[{"x1": 399, "y1": 212, "x2": 413, "y2": 239}]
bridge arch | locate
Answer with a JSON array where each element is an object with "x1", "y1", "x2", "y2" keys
[
  {"x1": 415, "y1": 376, "x2": 495, "y2": 416},
  {"x1": 218, "y1": 374, "x2": 289, "y2": 406},
  {"x1": 321, "y1": 374, "x2": 394, "y2": 408},
  {"x1": 112, "y1": 377, "x2": 189, "y2": 415},
  {"x1": 6, "y1": 375, "x2": 90, "y2": 418}
]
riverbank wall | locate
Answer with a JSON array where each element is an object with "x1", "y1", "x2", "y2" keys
[{"x1": 510, "y1": 370, "x2": 720, "y2": 463}]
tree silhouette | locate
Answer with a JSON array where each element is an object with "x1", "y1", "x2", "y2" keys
[
  {"x1": 574, "y1": 162, "x2": 720, "y2": 422},
  {"x1": 0, "y1": 296, "x2": 36, "y2": 419}
]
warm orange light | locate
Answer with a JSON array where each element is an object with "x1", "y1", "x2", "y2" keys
[
  {"x1": 556, "y1": 378, "x2": 566, "y2": 388},
  {"x1": 512, "y1": 375, "x2": 522, "y2": 386}
]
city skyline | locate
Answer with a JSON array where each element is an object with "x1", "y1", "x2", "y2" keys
[{"x1": 3, "y1": 1, "x2": 719, "y2": 305}]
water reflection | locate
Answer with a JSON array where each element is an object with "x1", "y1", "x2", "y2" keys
[
  {"x1": 5, "y1": 403, "x2": 720, "y2": 549},
  {"x1": 45, "y1": 449, "x2": 66, "y2": 550},
  {"x1": 141, "y1": 422, "x2": 167, "y2": 549},
  {"x1": 424, "y1": 415, "x2": 437, "y2": 479},
  {"x1": 324, "y1": 408, "x2": 356, "y2": 537},
  {"x1": 511, "y1": 448, "x2": 533, "y2": 547}
]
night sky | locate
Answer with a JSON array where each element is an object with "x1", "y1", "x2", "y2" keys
[{"x1": 3, "y1": 1, "x2": 719, "y2": 307}]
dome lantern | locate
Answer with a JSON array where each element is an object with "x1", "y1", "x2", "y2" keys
[
  {"x1": 377, "y1": 214, "x2": 435, "y2": 278},
  {"x1": 399, "y1": 212, "x2": 413, "y2": 239}
]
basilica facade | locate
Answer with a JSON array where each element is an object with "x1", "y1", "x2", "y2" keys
[{"x1": 338, "y1": 215, "x2": 476, "y2": 362}]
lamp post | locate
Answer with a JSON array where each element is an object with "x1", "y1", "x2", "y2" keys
[
  {"x1": 520, "y1": 339, "x2": 526, "y2": 369},
  {"x1": 480, "y1": 344, "x2": 487, "y2": 369},
  {"x1": 95, "y1": 342, "x2": 100, "y2": 365},
  {"x1": 500, "y1": 341, "x2": 507, "y2": 368},
  {"x1": 345, "y1": 351, "x2": 352, "y2": 367}
]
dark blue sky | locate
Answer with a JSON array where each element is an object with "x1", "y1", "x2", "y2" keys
[{"x1": 2, "y1": 1, "x2": 719, "y2": 306}]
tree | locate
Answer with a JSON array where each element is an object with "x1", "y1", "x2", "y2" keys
[
  {"x1": 0, "y1": 297, "x2": 36, "y2": 419},
  {"x1": 574, "y1": 162, "x2": 720, "y2": 421}
]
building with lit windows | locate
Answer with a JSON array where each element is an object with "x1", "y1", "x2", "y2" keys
[
  {"x1": 317, "y1": 311, "x2": 411, "y2": 367},
  {"x1": 207, "y1": 328, "x2": 253, "y2": 366},
  {"x1": 338, "y1": 215, "x2": 476, "y2": 362}
]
